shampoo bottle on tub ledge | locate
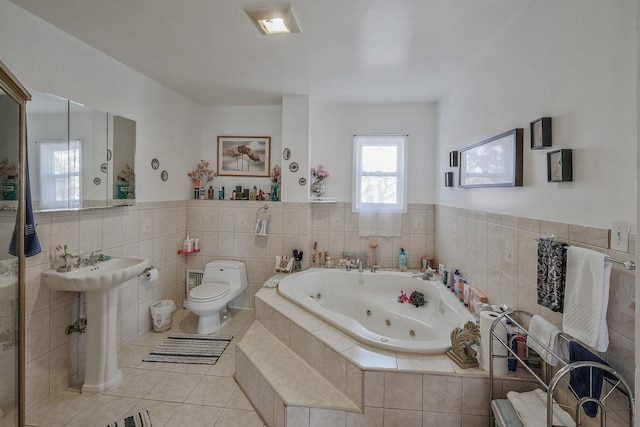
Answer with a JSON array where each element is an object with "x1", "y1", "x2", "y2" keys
[{"x1": 399, "y1": 248, "x2": 407, "y2": 271}]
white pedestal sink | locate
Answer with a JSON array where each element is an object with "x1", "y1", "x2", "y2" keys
[{"x1": 42, "y1": 256, "x2": 148, "y2": 393}]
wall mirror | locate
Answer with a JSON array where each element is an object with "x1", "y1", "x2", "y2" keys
[
  {"x1": 26, "y1": 88, "x2": 136, "y2": 211},
  {"x1": 459, "y1": 128, "x2": 523, "y2": 188}
]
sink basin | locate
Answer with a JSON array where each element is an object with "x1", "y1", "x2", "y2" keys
[
  {"x1": 40, "y1": 255, "x2": 148, "y2": 393},
  {"x1": 42, "y1": 256, "x2": 148, "y2": 292}
]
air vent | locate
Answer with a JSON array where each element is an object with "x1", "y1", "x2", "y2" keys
[{"x1": 186, "y1": 269, "x2": 204, "y2": 295}]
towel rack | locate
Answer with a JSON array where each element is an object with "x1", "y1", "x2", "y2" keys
[{"x1": 534, "y1": 236, "x2": 636, "y2": 270}]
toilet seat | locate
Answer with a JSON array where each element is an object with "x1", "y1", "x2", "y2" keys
[{"x1": 189, "y1": 282, "x2": 229, "y2": 301}]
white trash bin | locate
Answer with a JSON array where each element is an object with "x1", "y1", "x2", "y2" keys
[{"x1": 150, "y1": 300, "x2": 176, "y2": 332}]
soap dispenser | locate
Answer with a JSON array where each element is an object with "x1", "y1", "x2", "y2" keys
[{"x1": 399, "y1": 248, "x2": 407, "y2": 271}]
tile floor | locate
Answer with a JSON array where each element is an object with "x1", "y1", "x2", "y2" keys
[{"x1": 26, "y1": 308, "x2": 265, "y2": 427}]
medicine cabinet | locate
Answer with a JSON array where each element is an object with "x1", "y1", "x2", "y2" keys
[{"x1": 25, "y1": 87, "x2": 136, "y2": 211}]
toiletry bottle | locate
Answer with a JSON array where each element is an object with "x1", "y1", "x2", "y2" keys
[
  {"x1": 453, "y1": 269, "x2": 461, "y2": 294},
  {"x1": 208, "y1": 186, "x2": 214, "y2": 199},
  {"x1": 443, "y1": 268, "x2": 449, "y2": 287},
  {"x1": 399, "y1": 248, "x2": 407, "y2": 271},
  {"x1": 183, "y1": 235, "x2": 191, "y2": 252},
  {"x1": 194, "y1": 181, "x2": 200, "y2": 199},
  {"x1": 218, "y1": 186, "x2": 224, "y2": 200},
  {"x1": 459, "y1": 279, "x2": 465, "y2": 303},
  {"x1": 312, "y1": 242, "x2": 318, "y2": 266}
]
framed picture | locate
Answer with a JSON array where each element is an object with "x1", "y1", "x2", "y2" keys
[
  {"x1": 449, "y1": 151, "x2": 458, "y2": 167},
  {"x1": 530, "y1": 117, "x2": 552, "y2": 149},
  {"x1": 217, "y1": 136, "x2": 271, "y2": 177},
  {"x1": 547, "y1": 149, "x2": 572, "y2": 182},
  {"x1": 444, "y1": 172, "x2": 454, "y2": 187},
  {"x1": 459, "y1": 128, "x2": 523, "y2": 188}
]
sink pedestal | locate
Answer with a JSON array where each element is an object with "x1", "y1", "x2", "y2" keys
[{"x1": 82, "y1": 286, "x2": 121, "y2": 393}]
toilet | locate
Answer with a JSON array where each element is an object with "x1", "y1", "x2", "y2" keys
[{"x1": 187, "y1": 260, "x2": 248, "y2": 334}]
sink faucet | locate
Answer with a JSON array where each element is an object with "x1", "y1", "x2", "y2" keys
[
  {"x1": 88, "y1": 249, "x2": 102, "y2": 266},
  {"x1": 355, "y1": 259, "x2": 363, "y2": 272}
]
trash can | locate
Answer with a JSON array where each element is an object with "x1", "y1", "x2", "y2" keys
[{"x1": 150, "y1": 300, "x2": 176, "y2": 332}]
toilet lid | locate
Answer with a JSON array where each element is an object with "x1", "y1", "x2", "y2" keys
[{"x1": 190, "y1": 282, "x2": 229, "y2": 301}]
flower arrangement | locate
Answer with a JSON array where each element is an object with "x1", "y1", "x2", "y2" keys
[
  {"x1": 0, "y1": 158, "x2": 17, "y2": 182},
  {"x1": 117, "y1": 164, "x2": 135, "y2": 184},
  {"x1": 311, "y1": 165, "x2": 329, "y2": 182},
  {"x1": 187, "y1": 160, "x2": 216, "y2": 186}
]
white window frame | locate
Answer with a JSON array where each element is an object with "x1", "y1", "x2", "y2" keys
[
  {"x1": 352, "y1": 134, "x2": 407, "y2": 213},
  {"x1": 38, "y1": 139, "x2": 81, "y2": 210}
]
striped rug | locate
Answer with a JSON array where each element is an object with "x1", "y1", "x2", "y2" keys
[{"x1": 143, "y1": 334, "x2": 233, "y2": 365}]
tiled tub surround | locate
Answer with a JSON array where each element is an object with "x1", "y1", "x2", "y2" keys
[
  {"x1": 241, "y1": 287, "x2": 542, "y2": 427},
  {"x1": 434, "y1": 205, "x2": 636, "y2": 391}
]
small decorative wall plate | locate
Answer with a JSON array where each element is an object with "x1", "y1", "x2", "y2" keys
[
  {"x1": 161, "y1": 170, "x2": 169, "y2": 181},
  {"x1": 283, "y1": 148, "x2": 291, "y2": 161},
  {"x1": 298, "y1": 177, "x2": 306, "y2": 186},
  {"x1": 93, "y1": 177, "x2": 101, "y2": 185},
  {"x1": 289, "y1": 162, "x2": 299, "y2": 173},
  {"x1": 151, "y1": 158, "x2": 159, "y2": 170},
  {"x1": 100, "y1": 163, "x2": 108, "y2": 173},
  {"x1": 106, "y1": 149, "x2": 112, "y2": 161}
]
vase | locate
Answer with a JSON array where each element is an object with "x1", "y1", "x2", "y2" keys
[{"x1": 311, "y1": 180, "x2": 325, "y2": 197}]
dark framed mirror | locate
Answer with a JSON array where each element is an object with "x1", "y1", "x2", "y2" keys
[{"x1": 459, "y1": 128, "x2": 523, "y2": 188}]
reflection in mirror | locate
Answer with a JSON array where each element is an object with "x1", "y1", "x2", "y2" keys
[
  {"x1": 25, "y1": 88, "x2": 136, "y2": 210},
  {"x1": 0, "y1": 75, "x2": 21, "y2": 426}
]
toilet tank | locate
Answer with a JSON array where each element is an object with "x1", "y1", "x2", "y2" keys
[{"x1": 202, "y1": 260, "x2": 248, "y2": 288}]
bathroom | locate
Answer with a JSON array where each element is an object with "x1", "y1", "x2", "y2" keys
[{"x1": 0, "y1": 0, "x2": 637, "y2": 426}]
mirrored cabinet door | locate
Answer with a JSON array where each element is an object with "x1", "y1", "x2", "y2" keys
[{"x1": 0, "y1": 59, "x2": 29, "y2": 427}]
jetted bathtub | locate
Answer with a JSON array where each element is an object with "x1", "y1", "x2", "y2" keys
[{"x1": 277, "y1": 269, "x2": 475, "y2": 353}]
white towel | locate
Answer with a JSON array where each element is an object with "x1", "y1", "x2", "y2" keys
[
  {"x1": 562, "y1": 247, "x2": 611, "y2": 352},
  {"x1": 507, "y1": 389, "x2": 575, "y2": 427},
  {"x1": 358, "y1": 212, "x2": 377, "y2": 236},
  {"x1": 527, "y1": 315, "x2": 564, "y2": 366}
]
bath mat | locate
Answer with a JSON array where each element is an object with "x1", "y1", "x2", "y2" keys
[
  {"x1": 143, "y1": 334, "x2": 233, "y2": 365},
  {"x1": 106, "y1": 410, "x2": 152, "y2": 427}
]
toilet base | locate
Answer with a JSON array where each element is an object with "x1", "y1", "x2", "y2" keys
[{"x1": 196, "y1": 310, "x2": 230, "y2": 335}]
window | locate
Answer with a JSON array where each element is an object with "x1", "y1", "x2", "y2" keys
[
  {"x1": 39, "y1": 140, "x2": 81, "y2": 209},
  {"x1": 353, "y1": 134, "x2": 407, "y2": 213}
]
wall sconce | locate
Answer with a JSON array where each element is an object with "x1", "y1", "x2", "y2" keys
[{"x1": 449, "y1": 151, "x2": 458, "y2": 167}]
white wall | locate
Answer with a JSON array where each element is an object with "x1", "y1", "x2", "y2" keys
[
  {"x1": 0, "y1": 0, "x2": 201, "y2": 202},
  {"x1": 199, "y1": 105, "x2": 282, "y2": 198},
  {"x1": 436, "y1": 0, "x2": 637, "y2": 229},
  {"x1": 310, "y1": 102, "x2": 438, "y2": 204}
]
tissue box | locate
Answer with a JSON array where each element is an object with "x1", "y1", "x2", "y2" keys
[{"x1": 468, "y1": 287, "x2": 488, "y2": 316}]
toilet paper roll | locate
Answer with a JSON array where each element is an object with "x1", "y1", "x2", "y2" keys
[
  {"x1": 145, "y1": 268, "x2": 158, "y2": 282},
  {"x1": 480, "y1": 311, "x2": 508, "y2": 375}
]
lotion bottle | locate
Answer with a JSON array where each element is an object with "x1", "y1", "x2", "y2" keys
[{"x1": 399, "y1": 248, "x2": 407, "y2": 271}]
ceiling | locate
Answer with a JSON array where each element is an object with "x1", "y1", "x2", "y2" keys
[{"x1": 10, "y1": 0, "x2": 531, "y2": 106}]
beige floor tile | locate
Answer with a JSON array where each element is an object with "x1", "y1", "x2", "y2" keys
[
  {"x1": 206, "y1": 352, "x2": 236, "y2": 377},
  {"x1": 227, "y1": 388, "x2": 254, "y2": 411},
  {"x1": 213, "y1": 408, "x2": 265, "y2": 427},
  {"x1": 63, "y1": 395, "x2": 140, "y2": 427},
  {"x1": 164, "y1": 403, "x2": 224, "y2": 427},
  {"x1": 118, "y1": 344, "x2": 155, "y2": 368},
  {"x1": 103, "y1": 367, "x2": 167, "y2": 399},
  {"x1": 125, "y1": 399, "x2": 182, "y2": 427},
  {"x1": 26, "y1": 390, "x2": 97, "y2": 427},
  {"x1": 184, "y1": 375, "x2": 238, "y2": 407},
  {"x1": 144, "y1": 372, "x2": 202, "y2": 403}
]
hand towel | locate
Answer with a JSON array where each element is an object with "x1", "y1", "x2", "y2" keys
[
  {"x1": 562, "y1": 247, "x2": 611, "y2": 352},
  {"x1": 536, "y1": 238, "x2": 567, "y2": 312},
  {"x1": 527, "y1": 315, "x2": 564, "y2": 366},
  {"x1": 9, "y1": 143, "x2": 41, "y2": 257},
  {"x1": 568, "y1": 341, "x2": 615, "y2": 418},
  {"x1": 506, "y1": 388, "x2": 575, "y2": 427},
  {"x1": 358, "y1": 211, "x2": 377, "y2": 237}
]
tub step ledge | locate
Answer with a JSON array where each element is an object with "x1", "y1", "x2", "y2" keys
[{"x1": 236, "y1": 322, "x2": 361, "y2": 426}]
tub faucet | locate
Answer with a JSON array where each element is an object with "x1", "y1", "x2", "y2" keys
[
  {"x1": 355, "y1": 259, "x2": 363, "y2": 272},
  {"x1": 371, "y1": 265, "x2": 380, "y2": 273}
]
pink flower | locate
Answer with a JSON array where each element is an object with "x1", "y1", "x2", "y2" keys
[
  {"x1": 311, "y1": 165, "x2": 329, "y2": 181},
  {"x1": 187, "y1": 160, "x2": 216, "y2": 185}
]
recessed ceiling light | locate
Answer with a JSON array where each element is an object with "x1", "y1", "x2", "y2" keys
[{"x1": 245, "y1": 4, "x2": 301, "y2": 35}]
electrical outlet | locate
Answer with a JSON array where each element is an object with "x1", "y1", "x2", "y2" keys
[{"x1": 612, "y1": 221, "x2": 629, "y2": 252}]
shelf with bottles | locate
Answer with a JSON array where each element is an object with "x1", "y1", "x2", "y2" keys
[{"x1": 177, "y1": 249, "x2": 200, "y2": 255}]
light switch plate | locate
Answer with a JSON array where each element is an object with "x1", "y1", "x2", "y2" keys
[{"x1": 612, "y1": 221, "x2": 629, "y2": 252}]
